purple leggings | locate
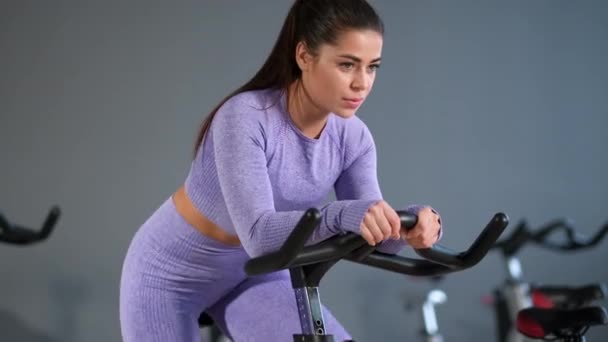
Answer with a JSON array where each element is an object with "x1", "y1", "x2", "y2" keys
[{"x1": 119, "y1": 197, "x2": 351, "y2": 341}]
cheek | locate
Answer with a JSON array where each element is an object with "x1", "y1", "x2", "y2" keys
[
  {"x1": 310, "y1": 69, "x2": 344, "y2": 103},
  {"x1": 369, "y1": 73, "x2": 377, "y2": 87},
  {"x1": 319, "y1": 67, "x2": 342, "y2": 85}
]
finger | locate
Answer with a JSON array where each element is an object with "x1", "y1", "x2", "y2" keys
[
  {"x1": 406, "y1": 225, "x2": 424, "y2": 239},
  {"x1": 402, "y1": 226, "x2": 421, "y2": 247},
  {"x1": 410, "y1": 242, "x2": 424, "y2": 249},
  {"x1": 426, "y1": 208, "x2": 441, "y2": 227},
  {"x1": 360, "y1": 223, "x2": 376, "y2": 246},
  {"x1": 378, "y1": 216, "x2": 393, "y2": 240},
  {"x1": 433, "y1": 220, "x2": 442, "y2": 242},
  {"x1": 375, "y1": 208, "x2": 394, "y2": 240},
  {"x1": 421, "y1": 223, "x2": 441, "y2": 247},
  {"x1": 407, "y1": 236, "x2": 424, "y2": 249},
  {"x1": 410, "y1": 207, "x2": 434, "y2": 239},
  {"x1": 420, "y1": 234, "x2": 434, "y2": 248},
  {"x1": 364, "y1": 214, "x2": 384, "y2": 243},
  {"x1": 383, "y1": 204, "x2": 401, "y2": 239},
  {"x1": 415, "y1": 215, "x2": 437, "y2": 246}
]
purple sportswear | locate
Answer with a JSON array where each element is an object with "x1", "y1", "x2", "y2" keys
[{"x1": 119, "y1": 88, "x2": 438, "y2": 341}]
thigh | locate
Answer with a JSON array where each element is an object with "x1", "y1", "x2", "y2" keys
[
  {"x1": 119, "y1": 198, "x2": 250, "y2": 342},
  {"x1": 120, "y1": 285, "x2": 200, "y2": 342},
  {"x1": 119, "y1": 247, "x2": 248, "y2": 342},
  {"x1": 206, "y1": 271, "x2": 352, "y2": 342}
]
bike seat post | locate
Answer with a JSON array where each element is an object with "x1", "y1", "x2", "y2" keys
[
  {"x1": 290, "y1": 267, "x2": 335, "y2": 342},
  {"x1": 506, "y1": 257, "x2": 524, "y2": 282},
  {"x1": 421, "y1": 289, "x2": 446, "y2": 341}
]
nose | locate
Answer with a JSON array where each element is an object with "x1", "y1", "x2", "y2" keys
[{"x1": 351, "y1": 69, "x2": 371, "y2": 92}]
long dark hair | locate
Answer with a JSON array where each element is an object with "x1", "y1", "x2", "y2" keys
[{"x1": 193, "y1": 0, "x2": 384, "y2": 157}]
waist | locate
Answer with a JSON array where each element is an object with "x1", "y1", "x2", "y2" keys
[{"x1": 172, "y1": 185, "x2": 241, "y2": 247}]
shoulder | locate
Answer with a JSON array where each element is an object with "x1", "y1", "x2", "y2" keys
[
  {"x1": 212, "y1": 88, "x2": 283, "y2": 133},
  {"x1": 329, "y1": 114, "x2": 375, "y2": 154},
  {"x1": 219, "y1": 89, "x2": 281, "y2": 120}
]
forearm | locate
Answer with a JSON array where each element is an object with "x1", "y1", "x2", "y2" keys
[{"x1": 237, "y1": 199, "x2": 378, "y2": 258}]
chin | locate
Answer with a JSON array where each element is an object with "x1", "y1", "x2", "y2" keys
[{"x1": 332, "y1": 108, "x2": 358, "y2": 119}]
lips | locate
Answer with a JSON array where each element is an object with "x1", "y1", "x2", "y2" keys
[
  {"x1": 342, "y1": 97, "x2": 363, "y2": 109},
  {"x1": 344, "y1": 97, "x2": 363, "y2": 103},
  {"x1": 343, "y1": 98, "x2": 364, "y2": 106}
]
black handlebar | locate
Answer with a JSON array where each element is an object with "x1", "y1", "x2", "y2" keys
[
  {"x1": 534, "y1": 219, "x2": 608, "y2": 250},
  {"x1": 245, "y1": 209, "x2": 509, "y2": 277},
  {"x1": 0, "y1": 206, "x2": 61, "y2": 245},
  {"x1": 493, "y1": 218, "x2": 608, "y2": 257}
]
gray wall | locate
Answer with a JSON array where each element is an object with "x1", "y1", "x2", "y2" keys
[{"x1": 1, "y1": 1, "x2": 606, "y2": 341}]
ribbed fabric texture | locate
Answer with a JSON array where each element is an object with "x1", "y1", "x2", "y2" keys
[
  {"x1": 120, "y1": 198, "x2": 353, "y2": 341},
  {"x1": 184, "y1": 88, "x2": 427, "y2": 257},
  {"x1": 120, "y1": 88, "x2": 443, "y2": 341}
]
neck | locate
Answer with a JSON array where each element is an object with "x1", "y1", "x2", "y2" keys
[{"x1": 287, "y1": 80, "x2": 329, "y2": 139}]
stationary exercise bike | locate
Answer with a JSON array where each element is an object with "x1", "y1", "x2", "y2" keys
[
  {"x1": 489, "y1": 218, "x2": 608, "y2": 341},
  {"x1": 201, "y1": 209, "x2": 510, "y2": 341},
  {"x1": 402, "y1": 275, "x2": 448, "y2": 342},
  {"x1": 0, "y1": 206, "x2": 60, "y2": 245},
  {"x1": 515, "y1": 305, "x2": 607, "y2": 342},
  {"x1": 399, "y1": 217, "x2": 608, "y2": 342}
]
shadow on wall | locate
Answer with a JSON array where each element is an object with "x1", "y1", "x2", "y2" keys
[
  {"x1": 48, "y1": 273, "x2": 91, "y2": 342},
  {"x1": 0, "y1": 272, "x2": 91, "y2": 342},
  {"x1": 0, "y1": 310, "x2": 59, "y2": 342}
]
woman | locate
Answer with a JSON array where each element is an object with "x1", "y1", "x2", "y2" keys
[{"x1": 119, "y1": 0, "x2": 442, "y2": 341}]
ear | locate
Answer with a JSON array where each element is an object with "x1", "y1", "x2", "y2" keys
[{"x1": 295, "y1": 41, "x2": 313, "y2": 72}]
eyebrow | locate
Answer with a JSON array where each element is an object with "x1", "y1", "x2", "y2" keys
[{"x1": 337, "y1": 54, "x2": 382, "y2": 63}]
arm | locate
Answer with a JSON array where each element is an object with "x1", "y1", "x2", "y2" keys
[
  {"x1": 333, "y1": 125, "x2": 442, "y2": 255},
  {"x1": 211, "y1": 99, "x2": 377, "y2": 258}
]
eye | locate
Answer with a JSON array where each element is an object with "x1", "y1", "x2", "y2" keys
[
  {"x1": 339, "y1": 62, "x2": 355, "y2": 70},
  {"x1": 367, "y1": 64, "x2": 381, "y2": 72}
]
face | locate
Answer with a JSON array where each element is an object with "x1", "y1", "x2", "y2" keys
[{"x1": 296, "y1": 29, "x2": 383, "y2": 119}]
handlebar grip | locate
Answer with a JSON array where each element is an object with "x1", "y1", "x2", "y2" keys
[
  {"x1": 397, "y1": 211, "x2": 418, "y2": 230},
  {"x1": 349, "y1": 211, "x2": 418, "y2": 262},
  {"x1": 39, "y1": 206, "x2": 61, "y2": 241},
  {"x1": 349, "y1": 212, "x2": 509, "y2": 275}
]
